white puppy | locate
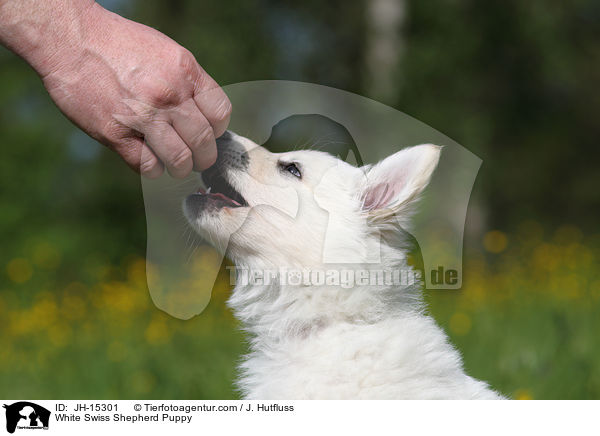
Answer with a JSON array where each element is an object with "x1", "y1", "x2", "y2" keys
[{"x1": 184, "y1": 131, "x2": 503, "y2": 399}]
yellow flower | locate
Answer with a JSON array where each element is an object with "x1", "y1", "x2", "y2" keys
[
  {"x1": 532, "y1": 243, "x2": 561, "y2": 272},
  {"x1": 61, "y1": 292, "x2": 87, "y2": 321},
  {"x1": 483, "y1": 231, "x2": 508, "y2": 254},
  {"x1": 515, "y1": 389, "x2": 533, "y2": 400},
  {"x1": 145, "y1": 315, "x2": 171, "y2": 345},
  {"x1": 127, "y1": 257, "x2": 147, "y2": 286},
  {"x1": 100, "y1": 282, "x2": 137, "y2": 313},
  {"x1": 32, "y1": 297, "x2": 58, "y2": 328},
  {"x1": 553, "y1": 225, "x2": 582, "y2": 245},
  {"x1": 6, "y1": 258, "x2": 33, "y2": 284}
]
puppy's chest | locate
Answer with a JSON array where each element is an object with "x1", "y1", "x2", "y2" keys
[{"x1": 242, "y1": 325, "x2": 411, "y2": 399}]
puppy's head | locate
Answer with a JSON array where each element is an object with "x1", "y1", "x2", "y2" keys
[{"x1": 184, "y1": 131, "x2": 441, "y2": 268}]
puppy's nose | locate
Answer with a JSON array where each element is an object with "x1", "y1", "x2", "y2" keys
[
  {"x1": 216, "y1": 130, "x2": 233, "y2": 148},
  {"x1": 207, "y1": 130, "x2": 249, "y2": 172}
]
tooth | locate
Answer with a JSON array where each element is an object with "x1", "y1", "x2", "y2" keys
[{"x1": 206, "y1": 187, "x2": 211, "y2": 194}]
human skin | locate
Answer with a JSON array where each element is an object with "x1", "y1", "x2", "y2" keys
[{"x1": 0, "y1": 0, "x2": 231, "y2": 178}]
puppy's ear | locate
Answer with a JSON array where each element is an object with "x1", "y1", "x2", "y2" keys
[{"x1": 360, "y1": 144, "x2": 441, "y2": 223}]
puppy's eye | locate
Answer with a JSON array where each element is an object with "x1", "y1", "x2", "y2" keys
[{"x1": 281, "y1": 162, "x2": 302, "y2": 179}]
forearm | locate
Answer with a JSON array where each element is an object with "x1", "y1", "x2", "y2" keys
[
  {"x1": 0, "y1": 0, "x2": 230, "y2": 176},
  {"x1": 0, "y1": 0, "x2": 97, "y2": 77}
]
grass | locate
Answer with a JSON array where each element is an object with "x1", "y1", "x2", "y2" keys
[{"x1": 1, "y1": 222, "x2": 599, "y2": 399}]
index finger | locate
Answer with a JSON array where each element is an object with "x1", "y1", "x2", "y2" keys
[{"x1": 193, "y1": 69, "x2": 232, "y2": 138}]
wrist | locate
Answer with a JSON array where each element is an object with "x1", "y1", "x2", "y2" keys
[{"x1": 0, "y1": 0, "x2": 103, "y2": 77}]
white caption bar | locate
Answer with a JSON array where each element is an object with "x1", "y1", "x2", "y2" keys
[{"x1": 1, "y1": 400, "x2": 597, "y2": 436}]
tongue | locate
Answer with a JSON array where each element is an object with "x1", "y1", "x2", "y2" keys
[
  {"x1": 210, "y1": 191, "x2": 241, "y2": 206},
  {"x1": 196, "y1": 186, "x2": 241, "y2": 206}
]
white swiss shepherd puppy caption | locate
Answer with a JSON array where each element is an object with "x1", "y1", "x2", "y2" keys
[{"x1": 183, "y1": 130, "x2": 504, "y2": 400}]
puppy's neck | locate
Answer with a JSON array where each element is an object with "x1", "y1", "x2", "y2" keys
[{"x1": 226, "y1": 248, "x2": 423, "y2": 343}]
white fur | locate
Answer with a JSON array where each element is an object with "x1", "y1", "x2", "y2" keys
[{"x1": 184, "y1": 132, "x2": 503, "y2": 399}]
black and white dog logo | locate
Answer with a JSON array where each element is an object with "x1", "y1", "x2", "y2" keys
[{"x1": 3, "y1": 402, "x2": 50, "y2": 434}]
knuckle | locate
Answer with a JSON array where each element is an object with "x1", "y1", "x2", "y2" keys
[
  {"x1": 150, "y1": 86, "x2": 179, "y2": 107},
  {"x1": 139, "y1": 78, "x2": 181, "y2": 107},
  {"x1": 189, "y1": 126, "x2": 214, "y2": 150},
  {"x1": 214, "y1": 97, "x2": 232, "y2": 123},
  {"x1": 175, "y1": 48, "x2": 202, "y2": 85},
  {"x1": 169, "y1": 147, "x2": 193, "y2": 170},
  {"x1": 177, "y1": 48, "x2": 197, "y2": 70},
  {"x1": 139, "y1": 156, "x2": 158, "y2": 175}
]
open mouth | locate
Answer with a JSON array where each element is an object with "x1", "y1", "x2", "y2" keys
[{"x1": 195, "y1": 170, "x2": 248, "y2": 209}]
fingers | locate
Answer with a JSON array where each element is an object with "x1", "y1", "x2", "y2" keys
[
  {"x1": 193, "y1": 68, "x2": 232, "y2": 138},
  {"x1": 114, "y1": 63, "x2": 231, "y2": 177},
  {"x1": 139, "y1": 143, "x2": 165, "y2": 178},
  {"x1": 116, "y1": 98, "x2": 219, "y2": 177},
  {"x1": 143, "y1": 121, "x2": 194, "y2": 179},
  {"x1": 170, "y1": 99, "x2": 217, "y2": 171},
  {"x1": 114, "y1": 137, "x2": 165, "y2": 178}
]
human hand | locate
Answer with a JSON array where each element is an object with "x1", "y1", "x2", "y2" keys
[{"x1": 15, "y1": 2, "x2": 231, "y2": 178}]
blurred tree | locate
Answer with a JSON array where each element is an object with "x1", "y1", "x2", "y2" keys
[
  {"x1": 399, "y1": 0, "x2": 600, "y2": 230},
  {"x1": 1, "y1": 0, "x2": 598, "y2": 270}
]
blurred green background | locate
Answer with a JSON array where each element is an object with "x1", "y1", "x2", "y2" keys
[{"x1": 1, "y1": 0, "x2": 599, "y2": 399}]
